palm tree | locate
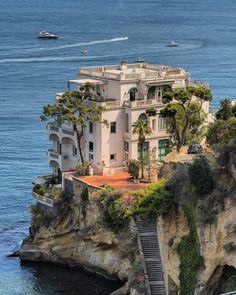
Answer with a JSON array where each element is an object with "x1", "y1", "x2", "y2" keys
[{"x1": 133, "y1": 119, "x2": 152, "y2": 179}]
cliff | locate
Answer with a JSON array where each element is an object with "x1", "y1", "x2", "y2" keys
[
  {"x1": 20, "y1": 177, "x2": 145, "y2": 295},
  {"x1": 158, "y1": 158, "x2": 236, "y2": 295},
  {"x1": 20, "y1": 150, "x2": 236, "y2": 295}
]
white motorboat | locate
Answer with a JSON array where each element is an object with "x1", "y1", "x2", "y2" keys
[
  {"x1": 38, "y1": 31, "x2": 58, "y2": 39},
  {"x1": 166, "y1": 41, "x2": 178, "y2": 47}
]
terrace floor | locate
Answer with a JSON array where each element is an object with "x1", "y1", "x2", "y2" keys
[{"x1": 80, "y1": 172, "x2": 148, "y2": 193}]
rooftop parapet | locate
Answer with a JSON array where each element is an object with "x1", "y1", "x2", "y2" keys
[{"x1": 79, "y1": 63, "x2": 190, "y2": 81}]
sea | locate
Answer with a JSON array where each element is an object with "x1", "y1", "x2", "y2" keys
[{"x1": 0, "y1": 0, "x2": 236, "y2": 294}]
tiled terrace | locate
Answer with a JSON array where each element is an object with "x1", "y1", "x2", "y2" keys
[{"x1": 79, "y1": 172, "x2": 148, "y2": 193}]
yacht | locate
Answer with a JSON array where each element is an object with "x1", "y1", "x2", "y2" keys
[
  {"x1": 38, "y1": 31, "x2": 58, "y2": 39},
  {"x1": 166, "y1": 41, "x2": 178, "y2": 47}
]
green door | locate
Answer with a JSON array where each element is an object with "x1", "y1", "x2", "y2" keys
[{"x1": 158, "y1": 139, "x2": 170, "y2": 161}]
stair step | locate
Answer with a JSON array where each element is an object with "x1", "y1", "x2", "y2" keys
[{"x1": 135, "y1": 220, "x2": 167, "y2": 295}]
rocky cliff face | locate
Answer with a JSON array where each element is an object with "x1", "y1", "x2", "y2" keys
[
  {"x1": 20, "y1": 177, "x2": 145, "y2": 295},
  {"x1": 157, "y1": 193, "x2": 236, "y2": 295}
]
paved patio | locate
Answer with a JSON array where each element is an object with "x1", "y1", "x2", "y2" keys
[{"x1": 80, "y1": 172, "x2": 148, "y2": 192}]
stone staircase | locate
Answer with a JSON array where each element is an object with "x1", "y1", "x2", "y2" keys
[{"x1": 135, "y1": 219, "x2": 167, "y2": 295}]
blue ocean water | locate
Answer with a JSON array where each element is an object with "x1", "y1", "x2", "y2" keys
[{"x1": 0, "y1": 0, "x2": 236, "y2": 293}]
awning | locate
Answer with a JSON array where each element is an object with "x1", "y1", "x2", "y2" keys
[{"x1": 128, "y1": 87, "x2": 138, "y2": 93}]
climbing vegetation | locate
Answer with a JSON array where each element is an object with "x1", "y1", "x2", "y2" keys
[{"x1": 177, "y1": 206, "x2": 204, "y2": 295}]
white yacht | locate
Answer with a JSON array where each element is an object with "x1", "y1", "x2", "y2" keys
[{"x1": 38, "y1": 31, "x2": 58, "y2": 39}]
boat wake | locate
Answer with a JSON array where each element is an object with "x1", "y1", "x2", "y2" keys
[{"x1": 26, "y1": 36, "x2": 128, "y2": 53}]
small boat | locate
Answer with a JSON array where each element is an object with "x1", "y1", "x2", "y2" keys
[
  {"x1": 134, "y1": 57, "x2": 144, "y2": 63},
  {"x1": 81, "y1": 48, "x2": 88, "y2": 55},
  {"x1": 166, "y1": 41, "x2": 178, "y2": 47},
  {"x1": 38, "y1": 31, "x2": 58, "y2": 39}
]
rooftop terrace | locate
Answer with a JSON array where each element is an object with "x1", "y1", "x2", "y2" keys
[{"x1": 79, "y1": 63, "x2": 191, "y2": 81}]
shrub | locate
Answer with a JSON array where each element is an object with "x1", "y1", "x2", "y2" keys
[
  {"x1": 223, "y1": 242, "x2": 236, "y2": 252},
  {"x1": 188, "y1": 155, "x2": 214, "y2": 195},
  {"x1": 38, "y1": 187, "x2": 46, "y2": 196},
  {"x1": 76, "y1": 161, "x2": 91, "y2": 176},
  {"x1": 127, "y1": 159, "x2": 140, "y2": 179},
  {"x1": 131, "y1": 180, "x2": 172, "y2": 218},
  {"x1": 33, "y1": 184, "x2": 41, "y2": 194},
  {"x1": 145, "y1": 107, "x2": 157, "y2": 117},
  {"x1": 100, "y1": 187, "x2": 131, "y2": 232}
]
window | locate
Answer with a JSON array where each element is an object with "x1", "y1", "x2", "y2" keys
[
  {"x1": 138, "y1": 113, "x2": 148, "y2": 122},
  {"x1": 147, "y1": 86, "x2": 155, "y2": 100},
  {"x1": 137, "y1": 142, "x2": 149, "y2": 160},
  {"x1": 89, "y1": 141, "x2": 93, "y2": 151},
  {"x1": 125, "y1": 113, "x2": 129, "y2": 132},
  {"x1": 157, "y1": 87, "x2": 163, "y2": 101},
  {"x1": 89, "y1": 122, "x2": 93, "y2": 133},
  {"x1": 57, "y1": 141, "x2": 61, "y2": 155},
  {"x1": 128, "y1": 88, "x2": 137, "y2": 101},
  {"x1": 73, "y1": 145, "x2": 77, "y2": 156},
  {"x1": 158, "y1": 117, "x2": 167, "y2": 131},
  {"x1": 124, "y1": 141, "x2": 129, "y2": 152},
  {"x1": 110, "y1": 122, "x2": 116, "y2": 133},
  {"x1": 152, "y1": 119, "x2": 156, "y2": 131},
  {"x1": 110, "y1": 154, "x2": 116, "y2": 161},
  {"x1": 89, "y1": 153, "x2": 94, "y2": 161},
  {"x1": 124, "y1": 153, "x2": 129, "y2": 160},
  {"x1": 158, "y1": 139, "x2": 170, "y2": 161}
]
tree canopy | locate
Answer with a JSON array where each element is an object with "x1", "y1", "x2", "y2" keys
[
  {"x1": 215, "y1": 98, "x2": 236, "y2": 121},
  {"x1": 41, "y1": 83, "x2": 108, "y2": 164},
  {"x1": 160, "y1": 86, "x2": 212, "y2": 151}
]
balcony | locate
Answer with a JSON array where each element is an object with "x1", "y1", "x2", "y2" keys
[
  {"x1": 47, "y1": 122, "x2": 76, "y2": 140},
  {"x1": 123, "y1": 99, "x2": 163, "y2": 109},
  {"x1": 32, "y1": 181, "x2": 62, "y2": 208},
  {"x1": 47, "y1": 149, "x2": 69, "y2": 171},
  {"x1": 32, "y1": 191, "x2": 54, "y2": 207}
]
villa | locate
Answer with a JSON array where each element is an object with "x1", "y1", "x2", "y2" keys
[{"x1": 47, "y1": 62, "x2": 210, "y2": 176}]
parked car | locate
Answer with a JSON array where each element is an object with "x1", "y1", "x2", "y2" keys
[{"x1": 187, "y1": 144, "x2": 203, "y2": 154}]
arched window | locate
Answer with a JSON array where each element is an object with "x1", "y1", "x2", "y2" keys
[
  {"x1": 138, "y1": 113, "x2": 148, "y2": 122},
  {"x1": 125, "y1": 113, "x2": 129, "y2": 132},
  {"x1": 147, "y1": 86, "x2": 156, "y2": 100},
  {"x1": 128, "y1": 87, "x2": 138, "y2": 101}
]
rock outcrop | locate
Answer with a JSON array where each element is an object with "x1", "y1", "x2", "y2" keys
[{"x1": 20, "y1": 177, "x2": 145, "y2": 295}]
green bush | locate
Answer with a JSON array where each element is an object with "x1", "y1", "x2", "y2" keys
[
  {"x1": 76, "y1": 161, "x2": 90, "y2": 176},
  {"x1": 145, "y1": 107, "x2": 157, "y2": 117},
  {"x1": 99, "y1": 180, "x2": 171, "y2": 232},
  {"x1": 38, "y1": 187, "x2": 46, "y2": 196},
  {"x1": 177, "y1": 206, "x2": 204, "y2": 295},
  {"x1": 100, "y1": 187, "x2": 131, "y2": 232},
  {"x1": 131, "y1": 179, "x2": 172, "y2": 218},
  {"x1": 188, "y1": 155, "x2": 214, "y2": 195},
  {"x1": 127, "y1": 159, "x2": 140, "y2": 179}
]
